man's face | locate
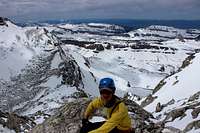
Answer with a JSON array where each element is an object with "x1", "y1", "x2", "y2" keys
[{"x1": 100, "y1": 89, "x2": 113, "y2": 102}]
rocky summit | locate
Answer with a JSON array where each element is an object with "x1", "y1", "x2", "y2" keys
[{"x1": 30, "y1": 98, "x2": 160, "y2": 133}]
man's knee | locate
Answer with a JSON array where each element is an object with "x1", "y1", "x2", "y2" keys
[{"x1": 80, "y1": 121, "x2": 105, "y2": 133}]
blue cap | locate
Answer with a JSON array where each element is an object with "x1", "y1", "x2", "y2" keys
[{"x1": 99, "y1": 78, "x2": 116, "y2": 93}]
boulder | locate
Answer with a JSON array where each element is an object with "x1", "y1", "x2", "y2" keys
[
  {"x1": 96, "y1": 44, "x2": 104, "y2": 51},
  {"x1": 156, "y1": 102, "x2": 163, "y2": 112}
]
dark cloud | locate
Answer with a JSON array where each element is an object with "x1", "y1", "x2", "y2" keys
[{"x1": 0, "y1": 0, "x2": 199, "y2": 22}]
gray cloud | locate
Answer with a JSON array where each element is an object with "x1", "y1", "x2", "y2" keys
[{"x1": 0, "y1": 0, "x2": 199, "y2": 22}]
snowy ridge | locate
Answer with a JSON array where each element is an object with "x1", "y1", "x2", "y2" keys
[
  {"x1": 0, "y1": 20, "x2": 56, "y2": 80},
  {"x1": 0, "y1": 19, "x2": 84, "y2": 122},
  {"x1": 53, "y1": 22, "x2": 125, "y2": 36},
  {"x1": 144, "y1": 53, "x2": 200, "y2": 132},
  {"x1": 128, "y1": 25, "x2": 199, "y2": 41}
]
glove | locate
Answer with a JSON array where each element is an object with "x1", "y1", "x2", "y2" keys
[{"x1": 82, "y1": 118, "x2": 89, "y2": 125}]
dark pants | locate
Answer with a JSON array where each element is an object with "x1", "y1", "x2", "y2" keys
[{"x1": 80, "y1": 121, "x2": 121, "y2": 133}]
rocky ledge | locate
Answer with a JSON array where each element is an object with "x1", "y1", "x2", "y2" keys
[{"x1": 30, "y1": 98, "x2": 166, "y2": 133}]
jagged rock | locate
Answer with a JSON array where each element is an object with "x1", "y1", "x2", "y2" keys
[
  {"x1": 156, "y1": 102, "x2": 163, "y2": 112},
  {"x1": 153, "y1": 80, "x2": 166, "y2": 94},
  {"x1": 93, "y1": 50, "x2": 99, "y2": 53},
  {"x1": 163, "y1": 99, "x2": 175, "y2": 107},
  {"x1": 140, "y1": 94, "x2": 158, "y2": 107},
  {"x1": 31, "y1": 99, "x2": 91, "y2": 133},
  {"x1": 176, "y1": 34, "x2": 185, "y2": 42},
  {"x1": 155, "y1": 95, "x2": 200, "y2": 132},
  {"x1": 83, "y1": 57, "x2": 90, "y2": 68},
  {"x1": 70, "y1": 90, "x2": 88, "y2": 99},
  {"x1": 113, "y1": 44, "x2": 127, "y2": 49},
  {"x1": 188, "y1": 91, "x2": 200, "y2": 102},
  {"x1": 127, "y1": 81, "x2": 131, "y2": 87},
  {"x1": 85, "y1": 44, "x2": 97, "y2": 50},
  {"x1": 195, "y1": 35, "x2": 200, "y2": 41},
  {"x1": 31, "y1": 98, "x2": 164, "y2": 133},
  {"x1": 124, "y1": 99, "x2": 153, "y2": 121},
  {"x1": 123, "y1": 92, "x2": 141, "y2": 101},
  {"x1": 179, "y1": 54, "x2": 195, "y2": 71},
  {"x1": 183, "y1": 120, "x2": 200, "y2": 132},
  {"x1": 96, "y1": 44, "x2": 104, "y2": 51},
  {"x1": 162, "y1": 126, "x2": 182, "y2": 133},
  {"x1": 164, "y1": 108, "x2": 186, "y2": 122},
  {"x1": 134, "y1": 33, "x2": 140, "y2": 37},
  {"x1": 159, "y1": 65, "x2": 165, "y2": 72},
  {"x1": 59, "y1": 59, "x2": 82, "y2": 87},
  {"x1": 191, "y1": 107, "x2": 200, "y2": 119},
  {"x1": 105, "y1": 43, "x2": 111, "y2": 49},
  {"x1": 157, "y1": 99, "x2": 175, "y2": 112},
  {"x1": 0, "y1": 110, "x2": 36, "y2": 132}
]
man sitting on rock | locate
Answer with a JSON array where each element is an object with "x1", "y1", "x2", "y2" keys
[{"x1": 80, "y1": 77, "x2": 132, "y2": 133}]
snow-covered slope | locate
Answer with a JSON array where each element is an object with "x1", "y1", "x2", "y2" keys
[
  {"x1": 128, "y1": 25, "x2": 199, "y2": 41},
  {"x1": 0, "y1": 20, "x2": 56, "y2": 80},
  {"x1": 49, "y1": 23, "x2": 200, "y2": 99},
  {"x1": 0, "y1": 19, "x2": 86, "y2": 123},
  {"x1": 144, "y1": 53, "x2": 200, "y2": 132},
  {"x1": 0, "y1": 124, "x2": 15, "y2": 133},
  {"x1": 56, "y1": 23, "x2": 125, "y2": 35}
]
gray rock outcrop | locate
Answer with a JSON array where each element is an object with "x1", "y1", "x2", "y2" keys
[{"x1": 31, "y1": 98, "x2": 164, "y2": 133}]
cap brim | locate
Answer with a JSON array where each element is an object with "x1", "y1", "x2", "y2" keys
[{"x1": 100, "y1": 88, "x2": 113, "y2": 92}]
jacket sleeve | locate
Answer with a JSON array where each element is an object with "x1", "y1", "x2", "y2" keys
[
  {"x1": 89, "y1": 102, "x2": 127, "y2": 133},
  {"x1": 84, "y1": 97, "x2": 104, "y2": 119}
]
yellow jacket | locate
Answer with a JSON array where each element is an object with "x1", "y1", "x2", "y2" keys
[{"x1": 84, "y1": 97, "x2": 131, "y2": 133}]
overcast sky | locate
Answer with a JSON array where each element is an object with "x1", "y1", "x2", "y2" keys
[{"x1": 0, "y1": 0, "x2": 200, "y2": 22}]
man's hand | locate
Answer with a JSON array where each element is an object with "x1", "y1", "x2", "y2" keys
[{"x1": 82, "y1": 118, "x2": 89, "y2": 125}]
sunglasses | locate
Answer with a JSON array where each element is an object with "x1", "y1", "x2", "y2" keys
[{"x1": 100, "y1": 90, "x2": 113, "y2": 95}]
